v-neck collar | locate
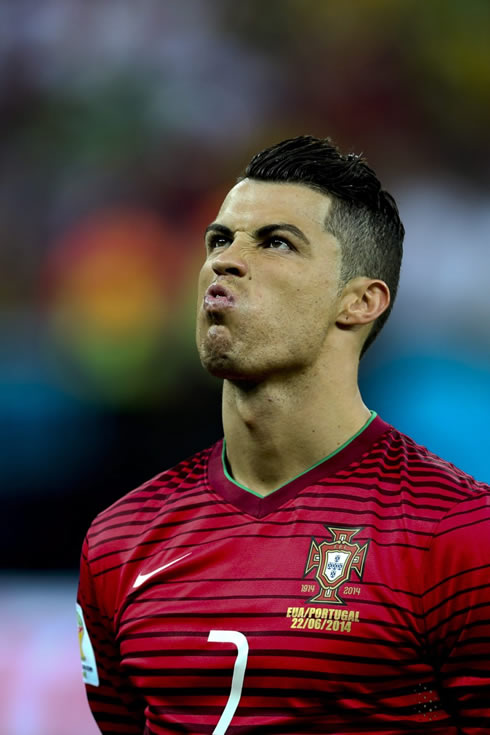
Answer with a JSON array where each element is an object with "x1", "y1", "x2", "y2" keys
[{"x1": 207, "y1": 414, "x2": 392, "y2": 519}]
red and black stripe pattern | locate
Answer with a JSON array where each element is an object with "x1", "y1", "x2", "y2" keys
[{"x1": 78, "y1": 416, "x2": 490, "y2": 733}]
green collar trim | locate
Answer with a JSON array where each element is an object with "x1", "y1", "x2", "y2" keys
[{"x1": 222, "y1": 410, "x2": 377, "y2": 498}]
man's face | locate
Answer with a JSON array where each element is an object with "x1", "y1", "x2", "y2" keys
[{"x1": 196, "y1": 179, "x2": 343, "y2": 381}]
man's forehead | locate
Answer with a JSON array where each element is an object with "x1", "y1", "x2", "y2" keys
[{"x1": 215, "y1": 179, "x2": 333, "y2": 230}]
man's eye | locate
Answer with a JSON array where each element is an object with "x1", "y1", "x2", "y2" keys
[
  {"x1": 207, "y1": 236, "x2": 229, "y2": 250},
  {"x1": 265, "y1": 237, "x2": 293, "y2": 251}
]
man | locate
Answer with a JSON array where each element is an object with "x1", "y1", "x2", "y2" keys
[{"x1": 77, "y1": 136, "x2": 490, "y2": 734}]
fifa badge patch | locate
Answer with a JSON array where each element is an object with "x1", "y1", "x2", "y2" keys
[
  {"x1": 76, "y1": 603, "x2": 99, "y2": 686},
  {"x1": 304, "y1": 526, "x2": 369, "y2": 604}
]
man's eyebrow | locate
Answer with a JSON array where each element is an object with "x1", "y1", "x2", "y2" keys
[
  {"x1": 204, "y1": 223, "x2": 233, "y2": 238},
  {"x1": 204, "y1": 222, "x2": 310, "y2": 244},
  {"x1": 254, "y1": 223, "x2": 310, "y2": 244}
]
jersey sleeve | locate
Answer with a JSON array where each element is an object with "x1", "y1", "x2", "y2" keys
[
  {"x1": 77, "y1": 535, "x2": 146, "y2": 734},
  {"x1": 422, "y1": 490, "x2": 490, "y2": 733}
]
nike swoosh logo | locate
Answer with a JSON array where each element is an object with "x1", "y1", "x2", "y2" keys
[{"x1": 133, "y1": 552, "x2": 192, "y2": 588}]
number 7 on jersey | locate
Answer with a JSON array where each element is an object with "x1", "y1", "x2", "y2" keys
[{"x1": 207, "y1": 630, "x2": 249, "y2": 735}]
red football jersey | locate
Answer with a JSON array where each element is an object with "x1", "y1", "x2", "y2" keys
[{"x1": 77, "y1": 415, "x2": 490, "y2": 734}]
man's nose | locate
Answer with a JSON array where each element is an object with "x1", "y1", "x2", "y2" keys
[{"x1": 211, "y1": 240, "x2": 249, "y2": 278}]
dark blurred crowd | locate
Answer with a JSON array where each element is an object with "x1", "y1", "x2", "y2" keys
[{"x1": 1, "y1": 0, "x2": 489, "y2": 570}]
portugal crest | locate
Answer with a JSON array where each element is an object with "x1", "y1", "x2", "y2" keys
[{"x1": 304, "y1": 526, "x2": 369, "y2": 604}]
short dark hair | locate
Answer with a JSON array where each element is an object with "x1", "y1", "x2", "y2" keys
[{"x1": 240, "y1": 135, "x2": 405, "y2": 356}]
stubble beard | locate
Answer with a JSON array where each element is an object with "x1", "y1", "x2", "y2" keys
[
  {"x1": 198, "y1": 323, "x2": 239, "y2": 379},
  {"x1": 198, "y1": 322, "x2": 266, "y2": 383},
  {"x1": 197, "y1": 310, "x2": 323, "y2": 383}
]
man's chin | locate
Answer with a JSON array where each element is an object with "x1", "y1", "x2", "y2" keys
[
  {"x1": 199, "y1": 352, "x2": 240, "y2": 380},
  {"x1": 197, "y1": 326, "x2": 262, "y2": 381},
  {"x1": 198, "y1": 325, "x2": 234, "y2": 376},
  {"x1": 198, "y1": 349, "x2": 252, "y2": 381}
]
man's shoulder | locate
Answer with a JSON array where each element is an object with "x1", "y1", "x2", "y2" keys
[
  {"x1": 381, "y1": 421, "x2": 490, "y2": 499},
  {"x1": 87, "y1": 442, "x2": 219, "y2": 535}
]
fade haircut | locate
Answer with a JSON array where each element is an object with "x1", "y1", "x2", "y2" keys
[{"x1": 240, "y1": 135, "x2": 405, "y2": 356}]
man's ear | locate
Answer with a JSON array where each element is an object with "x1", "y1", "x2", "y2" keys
[{"x1": 336, "y1": 277, "x2": 391, "y2": 328}]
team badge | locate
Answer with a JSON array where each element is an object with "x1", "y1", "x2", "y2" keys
[{"x1": 304, "y1": 526, "x2": 369, "y2": 604}]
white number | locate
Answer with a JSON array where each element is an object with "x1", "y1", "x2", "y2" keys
[{"x1": 207, "y1": 630, "x2": 249, "y2": 735}]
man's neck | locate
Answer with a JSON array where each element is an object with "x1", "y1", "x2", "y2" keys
[{"x1": 221, "y1": 366, "x2": 370, "y2": 496}]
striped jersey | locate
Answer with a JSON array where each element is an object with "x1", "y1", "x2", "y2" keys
[{"x1": 77, "y1": 415, "x2": 490, "y2": 734}]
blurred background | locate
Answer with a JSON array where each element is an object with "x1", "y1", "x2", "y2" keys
[{"x1": 1, "y1": 1, "x2": 489, "y2": 733}]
